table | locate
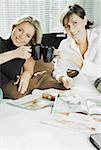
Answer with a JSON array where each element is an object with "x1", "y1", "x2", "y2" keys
[{"x1": 0, "y1": 101, "x2": 96, "y2": 150}]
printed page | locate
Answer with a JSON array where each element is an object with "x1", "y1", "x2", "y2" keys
[
  {"x1": 52, "y1": 91, "x2": 88, "y2": 115},
  {"x1": 87, "y1": 100, "x2": 101, "y2": 115},
  {"x1": 40, "y1": 113, "x2": 100, "y2": 135},
  {"x1": 7, "y1": 94, "x2": 53, "y2": 111}
]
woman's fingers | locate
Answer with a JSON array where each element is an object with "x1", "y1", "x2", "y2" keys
[
  {"x1": 14, "y1": 75, "x2": 20, "y2": 85},
  {"x1": 18, "y1": 80, "x2": 28, "y2": 94},
  {"x1": 16, "y1": 46, "x2": 32, "y2": 60},
  {"x1": 62, "y1": 76, "x2": 73, "y2": 89}
]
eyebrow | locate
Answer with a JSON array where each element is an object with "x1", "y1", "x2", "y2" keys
[
  {"x1": 64, "y1": 19, "x2": 77, "y2": 25},
  {"x1": 19, "y1": 27, "x2": 33, "y2": 36},
  {"x1": 69, "y1": 17, "x2": 78, "y2": 22}
]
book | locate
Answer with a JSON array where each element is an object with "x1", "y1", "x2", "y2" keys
[{"x1": 7, "y1": 89, "x2": 59, "y2": 111}]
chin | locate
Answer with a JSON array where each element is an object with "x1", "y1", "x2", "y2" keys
[
  {"x1": 11, "y1": 38, "x2": 18, "y2": 47},
  {"x1": 14, "y1": 40, "x2": 24, "y2": 47},
  {"x1": 13, "y1": 42, "x2": 20, "y2": 47}
]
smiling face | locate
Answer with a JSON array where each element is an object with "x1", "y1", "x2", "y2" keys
[
  {"x1": 11, "y1": 21, "x2": 35, "y2": 47},
  {"x1": 64, "y1": 13, "x2": 87, "y2": 41}
]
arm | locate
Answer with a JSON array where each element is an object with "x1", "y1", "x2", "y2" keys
[
  {"x1": 80, "y1": 35, "x2": 101, "y2": 80},
  {"x1": 81, "y1": 59, "x2": 101, "y2": 79},
  {"x1": 17, "y1": 57, "x2": 35, "y2": 94},
  {"x1": 23, "y1": 57, "x2": 35, "y2": 76},
  {"x1": 53, "y1": 41, "x2": 80, "y2": 89},
  {"x1": 53, "y1": 57, "x2": 74, "y2": 89},
  {"x1": 0, "y1": 46, "x2": 32, "y2": 65}
]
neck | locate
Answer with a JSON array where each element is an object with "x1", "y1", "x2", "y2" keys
[
  {"x1": 75, "y1": 31, "x2": 88, "y2": 57},
  {"x1": 75, "y1": 30, "x2": 87, "y2": 45}
]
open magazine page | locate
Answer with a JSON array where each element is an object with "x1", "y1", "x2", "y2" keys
[
  {"x1": 40, "y1": 112, "x2": 101, "y2": 135},
  {"x1": 52, "y1": 91, "x2": 88, "y2": 115},
  {"x1": 86, "y1": 100, "x2": 101, "y2": 115},
  {"x1": 52, "y1": 91, "x2": 101, "y2": 115},
  {"x1": 51, "y1": 72, "x2": 101, "y2": 115},
  {"x1": 40, "y1": 90, "x2": 101, "y2": 134},
  {"x1": 7, "y1": 88, "x2": 59, "y2": 111}
]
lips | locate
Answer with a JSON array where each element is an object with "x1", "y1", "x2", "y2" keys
[
  {"x1": 16, "y1": 37, "x2": 23, "y2": 44},
  {"x1": 72, "y1": 32, "x2": 78, "y2": 36},
  {"x1": 71, "y1": 31, "x2": 79, "y2": 38}
]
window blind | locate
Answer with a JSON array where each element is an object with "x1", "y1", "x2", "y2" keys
[{"x1": 0, "y1": 0, "x2": 101, "y2": 38}]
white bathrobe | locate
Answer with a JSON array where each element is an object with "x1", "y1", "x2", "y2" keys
[{"x1": 53, "y1": 25, "x2": 101, "y2": 82}]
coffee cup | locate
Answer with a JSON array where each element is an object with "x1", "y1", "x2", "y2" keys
[
  {"x1": 31, "y1": 44, "x2": 41, "y2": 60},
  {"x1": 43, "y1": 46, "x2": 54, "y2": 62}
]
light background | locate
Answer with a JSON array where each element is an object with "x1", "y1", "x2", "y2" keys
[{"x1": 0, "y1": 0, "x2": 101, "y2": 38}]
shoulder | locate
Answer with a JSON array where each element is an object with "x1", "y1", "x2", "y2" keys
[
  {"x1": 0, "y1": 37, "x2": 9, "y2": 53},
  {"x1": 90, "y1": 25, "x2": 101, "y2": 36},
  {"x1": 59, "y1": 38, "x2": 69, "y2": 44},
  {"x1": 58, "y1": 38, "x2": 69, "y2": 48},
  {"x1": 88, "y1": 26, "x2": 101, "y2": 44},
  {"x1": 0, "y1": 37, "x2": 5, "y2": 52},
  {"x1": 0, "y1": 37, "x2": 4, "y2": 43},
  {"x1": 0, "y1": 37, "x2": 7, "y2": 45}
]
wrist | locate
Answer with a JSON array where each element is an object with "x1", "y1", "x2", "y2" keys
[
  {"x1": 59, "y1": 76, "x2": 64, "y2": 83},
  {"x1": 59, "y1": 76, "x2": 72, "y2": 83},
  {"x1": 12, "y1": 50, "x2": 18, "y2": 59},
  {"x1": 24, "y1": 71, "x2": 32, "y2": 79}
]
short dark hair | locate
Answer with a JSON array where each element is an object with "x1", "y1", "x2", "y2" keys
[{"x1": 61, "y1": 4, "x2": 94, "y2": 29}]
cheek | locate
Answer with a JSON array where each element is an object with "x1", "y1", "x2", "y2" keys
[
  {"x1": 12, "y1": 30, "x2": 20, "y2": 39},
  {"x1": 66, "y1": 30, "x2": 72, "y2": 36},
  {"x1": 11, "y1": 31, "x2": 16, "y2": 41},
  {"x1": 26, "y1": 37, "x2": 32, "y2": 42},
  {"x1": 78, "y1": 22, "x2": 85, "y2": 28},
  {"x1": 65, "y1": 28, "x2": 69, "y2": 34},
  {"x1": 24, "y1": 37, "x2": 32, "y2": 45}
]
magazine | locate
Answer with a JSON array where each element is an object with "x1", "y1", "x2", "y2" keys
[
  {"x1": 7, "y1": 89, "x2": 59, "y2": 111},
  {"x1": 40, "y1": 113, "x2": 101, "y2": 134},
  {"x1": 52, "y1": 91, "x2": 101, "y2": 116},
  {"x1": 40, "y1": 90, "x2": 101, "y2": 134}
]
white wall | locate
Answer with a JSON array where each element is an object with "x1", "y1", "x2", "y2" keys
[{"x1": 0, "y1": 0, "x2": 101, "y2": 38}]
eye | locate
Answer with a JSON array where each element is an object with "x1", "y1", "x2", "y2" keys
[
  {"x1": 18, "y1": 28, "x2": 23, "y2": 32},
  {"x1": 72, "y1": 21, "x2": 77, "y2": 25},
  {"x1": 26, "y1": 34, "x2": 31, "y2": 38}
]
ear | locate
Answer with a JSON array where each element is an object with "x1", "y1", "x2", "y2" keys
[{"x1": 84, "y1": 15, "x2": 87, "y2": 26}]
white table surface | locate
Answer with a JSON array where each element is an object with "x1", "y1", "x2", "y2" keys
[{"x1": 0, "y1": 101, "x2": 96, "y2": 150}]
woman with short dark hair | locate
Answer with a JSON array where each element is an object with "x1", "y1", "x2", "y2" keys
[{"x1": 53, "y1": 4, "x2": 101, "y2": 90}]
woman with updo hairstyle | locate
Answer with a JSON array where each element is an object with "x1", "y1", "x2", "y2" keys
[{"x1": 53, "y1": 4, "x2": 101, "y2": 91}]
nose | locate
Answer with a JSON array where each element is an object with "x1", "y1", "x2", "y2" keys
[
  {"x1": 69, "y1": 25, "x2": 75, "y2": 34},
  {"x1": 19, "y1": 33, "x2": 26, "y2": 40}
]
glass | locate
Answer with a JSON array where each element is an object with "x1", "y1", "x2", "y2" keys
[
  {"x1": 43, "y1": 46, "x2": 54, "y2": 62},
  {"x1": 31, "y1": 44, "x2": 41, "y2": 60}
]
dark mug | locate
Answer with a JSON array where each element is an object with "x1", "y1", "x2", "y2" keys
[
  {"x1": 67, "y1": 69, "x2": 79, "y2": 78},
  {"x1": 94, "y1": 77, "x2": 101, "y2": 88},
  {"x1": 31, "y1": 44, "x2": 41, "y2": 60},
  {"x1": 94, "y1": 77, "x2": 101, "y2": 93},
  {"x1": 43, "y1": 46, "x2": 54, "y2": 62}
]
